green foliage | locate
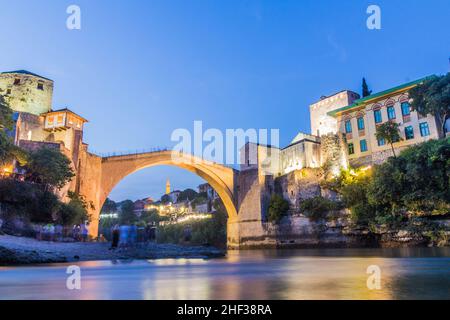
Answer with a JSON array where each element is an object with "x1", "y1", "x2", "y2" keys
[
  {"x1": 0, "y1": 95, "x2": 14, "y2": 131},
  {"x1": 334, "y1": 168, "x2": 376, "y2": 224},
  {"x1": 177, "y1": 188, "x2": 198, "y2": 201},
  {"x1": 101, "y1": 198, "x2": 117, "y2": 213},
  {"x1": 362, "y1": 77, "x2": 372, "y2": 98},
  {"x1": 409, "y1": 73, "x2": 450, "y2": 137},
  {"x1": 25, "y1": 148, "x2": 74, "y2": 189},
  {"x1": 140, "y1": 209, "x2": 168, "y2": 225},
  {"x1": 367, "y1": 137, "x2": 450, "y2": 216},
  {"x1": 0, "y1": 180, "x2": 91, "y2": 225},
  {"x1": 326, "y1": 138, "x2": 450, "y2": 226},
  {"x1": 375, "y1": 121, "x2": 402, "y2": 157},
  {"x1": 300, "y1": 196, "x2": 342, "y2": 221},
  {"x1": 0, "y1": 179, "x2": 58, "y2": 223},
  {"x1": 268, "y1": 194, "x2": 290, "y2": 223},
  {"x1": 119, "y1": 200, "x2": 137, "y2": 224},
  {"x1": 156, "y1": 210, "x2": 227, "y2": 247},
  {"x1": 190, "y1": 195, "x2": 207, "y2": 210},
  {"x1": 161, "y1": 194, "x2": 171, "y2": 204},
  {"x1": 0, "y1": 96, "x2": 28, "y2": 167},
  {"x1": 57, "y1": 191, "x2": 91, "y2": 225}
]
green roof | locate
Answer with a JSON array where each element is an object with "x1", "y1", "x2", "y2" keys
[
  {"x1": 1, "y1": 70, "x2": 53, "y2": 81},
  {"x1": 327, "y1": 76, "x2": 435, "y2": 117}
]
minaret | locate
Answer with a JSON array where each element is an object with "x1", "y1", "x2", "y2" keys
[{"x1": 166, "y1": 179, "x2": 171, "y2": 195}]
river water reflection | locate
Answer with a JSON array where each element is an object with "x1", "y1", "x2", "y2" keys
[{"x1": 0, "y1": 248, "x2": 449, "y2": 300}]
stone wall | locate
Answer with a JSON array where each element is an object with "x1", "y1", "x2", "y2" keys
[
  {"x1": 0, "y1": 73, "x2": 53, "y2": 116},
  {"x1": 276, "y1": 168, "x2": 322, "y2": 210},
  {"x1": 320, "y1": 133, "x2": 348, "y2": 175}
]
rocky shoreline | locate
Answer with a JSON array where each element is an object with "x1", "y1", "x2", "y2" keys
[{"x1": 0, "y1": 235, "x2": 225, "y2": 266}]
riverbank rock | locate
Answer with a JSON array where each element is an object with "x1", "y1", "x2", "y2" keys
[{"x1": 0, "y1": 245, "x2": 67, "y2": 265}]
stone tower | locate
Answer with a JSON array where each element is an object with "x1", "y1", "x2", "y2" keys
[
  {"x1": 166, "y1": 179, "x2": 171, "y2": 195},
  {"x1": 309, "y1": 90, "x2": 360, "y2": 137},
  {"x1": 0, "y1": 70, "x2": 53, "y2": 115}
]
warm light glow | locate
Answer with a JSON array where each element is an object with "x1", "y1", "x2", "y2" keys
[{"x1": 1, "y1": 164, "x2": 13, "y2": 175}]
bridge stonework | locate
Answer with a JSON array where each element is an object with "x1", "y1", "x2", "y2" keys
[{"x1": 78, "y1": 150, "x2": 272, "y2": 249}]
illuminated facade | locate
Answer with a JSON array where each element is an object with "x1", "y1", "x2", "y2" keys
[
  {"x1": 325, "y1": 77, "x2": 440, "y2": 166},
  {"x1": 0, "y1": 70, "x2": 53, "y2": 116},
  {"x1": 242, "y1": 76, "x2": 442, "y2": 174}
]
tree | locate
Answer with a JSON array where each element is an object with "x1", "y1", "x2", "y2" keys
[
  {"x1": 268, "y1": 194, "x2": 290, "y2": 223},
  {"x1": 57, "y1": 192, "x2": 91, "y2": 225},
  {"x1": 368, "y1": 137, "x2": 450, "y2": 216},
  {"x1": 362, "y1": 78, "x2": 372, "y2": 98},
  {"x1": 375, "y1": 121, "x2": 402, "y2": 157},
  {"x1": 0, "y1": 95, "x2": 14, "y2": 131},
  {"x1": 25, "y1": 147, "x2": 75, "y2": 189},
  {"x1": 0, "y1": 95, "x2": 27, "y2": 168},
  {"x1": 409, "y1": 73, "x2": 450, "y2": 137},
  {"x1": 101, "y1": 198, "x2": 117, "y2": 214},
  {"x1": 119, "y1": 200, "x2": 137, "y2": 224},
  {"x1": 177, "y1": 188, "x2": 198, "y2": 201},
  {"x1": 161, "y1": 194, "x2": 171, "y2": 204}
]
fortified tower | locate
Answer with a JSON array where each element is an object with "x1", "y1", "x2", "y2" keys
[
  {"x1": 309, "y1": 90, "x2": 360, "y2": 137},
  {"x1": 0, "y1": 70, "x2": 53, "y2": 115}
]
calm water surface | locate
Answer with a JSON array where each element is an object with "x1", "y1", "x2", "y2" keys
[{"x1": 1, "y1": 248, "x2": 449, "y2": 300}]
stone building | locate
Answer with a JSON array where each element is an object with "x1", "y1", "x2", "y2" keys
[
  {"x1": 198, "y1": 182, "x2": 219, "y2": 200},
  {"x1": 243, "y1": 75, "x2": 442, "y2": 174},
  {"x1": 0, "y1": 70, "x2": 53, "y2": 115},
  {"x1": 325, "y1": 77, "x2": 440, "y2": 166},
  {"x1": 1, "y1": 70, "x2": 89, "y2": 198}
]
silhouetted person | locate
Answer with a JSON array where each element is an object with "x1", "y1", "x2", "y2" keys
[{"x1": 111, "y1": 224, "x2": 120, "y2": 249}]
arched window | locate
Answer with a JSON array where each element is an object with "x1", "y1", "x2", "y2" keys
[{"x1": 373, "y1": 105, "x2": 382, "y2": 124}]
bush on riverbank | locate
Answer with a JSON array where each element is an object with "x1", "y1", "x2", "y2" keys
[
  {"x1": 323, "y1": 138, "x2": 450, "y2": 227},
  {"x1": 0, "y1": 179, "x2": 90, "y2": 235},
  {"x1": 156, "y1": 210, "x2": 227, "y2": 248},
  {"x1": 299, "y1": 196, "x2": 343, "y2": 221}
]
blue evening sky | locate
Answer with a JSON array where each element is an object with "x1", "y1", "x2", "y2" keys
[{"x1": 0, "y1": 0, "x2": 449, "y2": 201}]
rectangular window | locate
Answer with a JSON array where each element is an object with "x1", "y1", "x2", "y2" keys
[
  {"x1": 360, "y1": 139, "x2": 368, "y2": 152},
  {"x1": 401, "y1": 102, "x2": 411, "y2": 116},
  {"x1": 357, "y1": 117, "x2": 365, "y2": 130},
  {"x1": 405, "y1": 126, "x2": 414, "y2": 140},
  {"x1": 348, "y1": 143, "x2": 354, "y2": 155},
  {"x1": 37, "y1": 82, "x2": 44, "y2": 90},
  {"x1": 387, "y1": 106, "x2": 396, "y2": 120},
  {"x1": 13, "y1": 78, "x2": 20, "y2": 85},
  {"x1": 419, "y1": 122, "x2": 430, "y2": 137},
  {"x1": 345, "y1": 120, "x2": 352, "y2": 133},
  {"x1": 377, "y1": 138, "x2": 385, "y2": 146},
  {"x1": 374, "y1": 109, "x2": 382, "y2": 124}
]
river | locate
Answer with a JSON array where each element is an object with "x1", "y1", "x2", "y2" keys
[{"x1": 0, "y1": 248, "x2": 449, "y2": 300}]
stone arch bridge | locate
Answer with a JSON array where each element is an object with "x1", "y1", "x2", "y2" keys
[{"x1": 77, "y1": 150, "x2": 268, "y2": 249}]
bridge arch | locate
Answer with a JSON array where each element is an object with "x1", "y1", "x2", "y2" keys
[{"x1": 87, "y1": 151, "x2": 238, "y2": 237}]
